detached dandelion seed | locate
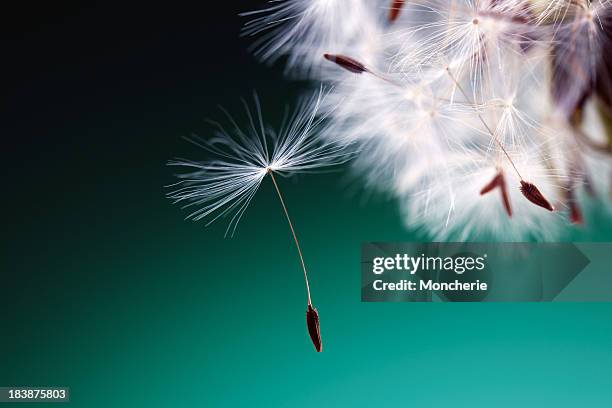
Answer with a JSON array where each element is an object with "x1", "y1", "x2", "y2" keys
[
  {"x1": 268, "y1": 166, "x2": 322, "y2": 351},
  {"x1": 167, "y1": 90, "x2": 353, "y2": 352}
]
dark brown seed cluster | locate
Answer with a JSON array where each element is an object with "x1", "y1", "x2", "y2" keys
[
  {"x1": 306, "y1": 305, "x2": 322, "y2": 352},
  {"x1": 323, "y1": 54, "x2": 368, "y2": 74},
  {"x1": 520, "y1": 181, "x2": 554, "y2": 212}
]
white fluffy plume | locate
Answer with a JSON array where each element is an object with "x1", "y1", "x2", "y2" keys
[
  {"x1": 241, "y1": 0, "x2": 612, "y2": 240},
  {"x1": 241, "y1": 0, "x2": 379, "y2": 76},
  {"x1": 167, "y1": 89, "x2": 353, "y2": 236}
]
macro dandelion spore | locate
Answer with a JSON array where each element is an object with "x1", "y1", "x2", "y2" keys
[
  {"x1": 167, "y1": 90, "x2": 352, "y2": 351},
  {"x1": 167, "y1": 90, "x2": 351, "y2": 236}
]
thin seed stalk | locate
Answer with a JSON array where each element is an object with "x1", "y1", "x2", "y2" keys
[
  {"x1": 444, "y1": 67, "x2": 523, "y2": 180},
  {"x1": 444, "y1": 68, "x2": 554, "y2": 212},
  {"x1": 268, "y1": 169, "x2": 312, "y2": 305},
  {"x1": 268, "y1": 169, "x2": 322, "y2": 352},
  {"x1": 323, "y1": 53, "x2": 525, "y2": 179}
]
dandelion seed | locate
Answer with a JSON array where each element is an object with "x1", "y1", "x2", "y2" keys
[
  {"x1": 388, "y1": 0, "x2": 406, "y2": 23},
  {"x1": 397, "y1": 149, "x2": 563, "y2": 241},
  {"x1": 520, "y1": 181, "x2": 555, "y2": 211},
  {"x1": 323, "y1": 53, "x2": 406, "y2": 89},
  {"x1": 168, "y1": 90, "x2": 353, "y2": 351},
  {"x1": 269, "y1": 169, "x2": 322, "y2": 352},
  {"x1": 323, "y1": 53, "x2": 368, "y2": 74},
  {"x1": 480, "y1": 170, "x2": 513, "y2": 217},
  {"x1": 566, "y1": 185, "x2": 584, "y2": 224},
  {"x1": 306, "y1": 305, "x2": 322, "y2": 352},
  {"x1": 445, "y1": 67, "x2": 521, "y2": 177},
  {"x1": 445, "y1": 66, "x2": 557, "y2": 212},
  {"x1": 321, "y1": 47, "x2": 561, "y2": 238}
]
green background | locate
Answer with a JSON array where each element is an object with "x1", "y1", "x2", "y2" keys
[{"x1": 3, "y1": 1, "x2": 612, "y2": 407}]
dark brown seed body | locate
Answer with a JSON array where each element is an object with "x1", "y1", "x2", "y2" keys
[
  {"x1": 323, "y1": 54, "x2": 367, "y2": 74},
  {"x1": 480, "y1": 171, "x2": 512, "y2": 217},
  {"x1": 388, "y1": 0, "x2": 405, "y2": 22},
  {"x1": 480, "y1": 173, "x2": 502, "y2": 195},
  {"x1": 569, "y1": 200, "x2": 583, "y2": 224},
  {"x1": 520, "y1": 181, "x2": 554, "y2": 212},
  {"x1": 306, "y1": 305, "x2": 322, "y2": 352},
  {"x1": 565, "y1": 186, "x2": 584, "y2": 224}
]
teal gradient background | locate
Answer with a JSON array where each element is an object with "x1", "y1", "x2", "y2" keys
[{"x1": 2, "y1": 1, "x2": 612, "y2": 407}]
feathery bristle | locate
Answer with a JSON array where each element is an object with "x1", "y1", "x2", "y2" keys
[
  {"x1": 167, "y1": 90, "x2": 353, "y2": 236},
  {"x1": 520, "y1": 181, "x2": 554, "y2": 212},
  {"x1": 240, "y1": 0, "x2": 612, "y2": 240},
  {"x1": 306, "y1": 305, "x2": 322, "y2": 352}
]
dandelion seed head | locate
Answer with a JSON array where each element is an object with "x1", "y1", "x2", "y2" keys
[
  {"x1": 238, "y1": 0, "x2": 612, "y2": 240},
  {"x1": 167, "y1": 90, "x2": 353, "y2": 236}
]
